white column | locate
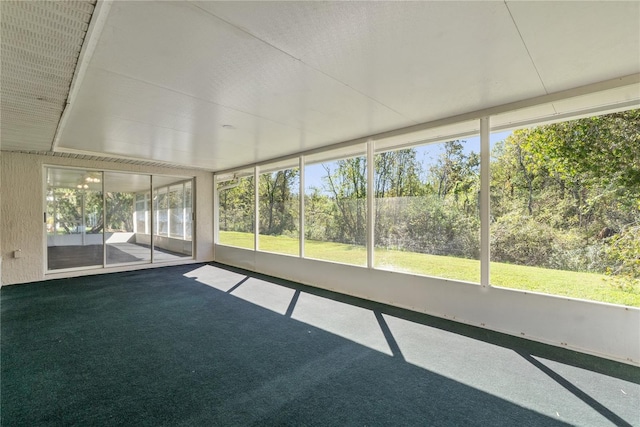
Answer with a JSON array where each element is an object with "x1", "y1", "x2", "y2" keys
[
  {"x1": 299, "y1": 155, "x2": 305, "y2": 258},
  {"x1": 254, "y1": 166, "x2": 259, "y2": 251},
  {"x1": 183, "y1": 182, "x2": 187, "y2": 240},
  {"x1": 150, "y1": 176, "x2": 154, "y2": 264},
  {"x1": 213, "y1": 176, "x2": 219, "y2": 246},
  {"x1": 101, "y1": 172, "x2": 105, "y2": 266}
]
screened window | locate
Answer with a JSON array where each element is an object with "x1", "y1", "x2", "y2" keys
[
  {"x1": 489, "y1": 110, "x2": 640, "y2": 306},
  {"x1": 374, "y1": 138, "x2": 481, "y2": 283},
  {"x1": 258, "y1": 165, "x2": 300, "y2": 256},
  {"x1": 218, "y1": 171, "x2": 255, "y2": 250},
  {"x1": 304, "y1": 148, "x2": 367, "y2": 267}
]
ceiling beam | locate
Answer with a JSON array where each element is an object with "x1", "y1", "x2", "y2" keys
[{"x1": 51, "y1": 0, "x2": 113, "y2": 152}]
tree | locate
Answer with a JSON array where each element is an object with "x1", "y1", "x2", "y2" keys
[
  {"x1": 219, "y1": 176, "x2": 254, "y2": 233},
  {"x1": 374, "y1": 149, "x2": 423, "y2": 198},
  {"x1": 323, "y1": 157, "x2": 367, "y2": 245},
  {"x1": 605, "y1": 224, "x2": 640, "y2": 292},
  {"x1": 259, "y1": 169, "x2": 299, "y2": 236},
  {"x1": 525, "y1": 110, "x2": 640, "y2": 190},
  {"x1": 489, "y1": 109, "x2": 640, "y2": 278}
]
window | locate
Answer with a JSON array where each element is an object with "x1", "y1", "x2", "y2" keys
[
  {"x1": 304, "y1": 147, "x2": 367, "y2": 266},
  {"x1": 258, "y1": 164, "x2": 299, "y2": 256},
  {"x1": 153, "y1": 176, "x2": 193, "y2": 258},
  {"x1": 45, "y1": 167, "x2": 193, "y2": 271},
  {"x1": 213, "y1": 111, "x2": 639, "y2": 307},
  {"x1": 169, "y1": 184, "x2": 184, "y2": 239},
  {"x1": 155, "y1": 186, "x2": 168, "y2": 237},
  {"x1": 374, "y1": 138, "x2": 481, "y2": 282},
  {"x1": 135, "y1": 192, "x2": 150, "y2": 235},
  {"x1": 489, "y1": 110, "x2": 640, "y2": 306},
  {"x1": 218, "y1": 170, "x2": 255, "y2": 250}
]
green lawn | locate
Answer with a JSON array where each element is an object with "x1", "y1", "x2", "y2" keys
[{"x1": 219, "y1": 231, "x2": 640, "y2": 307}]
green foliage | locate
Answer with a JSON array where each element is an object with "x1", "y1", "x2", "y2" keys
[
  {"x1": 104, "y1": 192, "x2": 135, "y2": 232},
  {"x1": 47, "y1": 188, "x2": 137, "y2": 234},
  {"x1": 605, "y1": 225, "x2": 640, "y2": 293},
  {"x1": 218, "y1": 109, "x2": 640, "y2": 298},
  {"x1": 374, "y1": 142, "x2": 480, "y2": 259},
  {"x1": 259, "y1": 169, "x2": 299, "y2": 237},
  {"x1": 490, "y1": 110, "x2": 639, "y2": 278},
  {"x1": 523, "y1": 110, "x2": 640, "y2": 189},
  {"x1": 374, "y1": 149, "x2": 424, "y2": 197},
  {"x1": 376, "y1": 195, "x2": 479, "y2": 258},
  {"x1": 428, "y1": 140, "x2": 480, "y2": 203},
  {"x1": 304, "y1": 187, "x2": 333, "y2": 241},
  {"x1": 218, "y1": 176, "x2": 255, "y2": 233},
  {"x1": 322, "y1": 157, "x2": 368, "y2": 245}
]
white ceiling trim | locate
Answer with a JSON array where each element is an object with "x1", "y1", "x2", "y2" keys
[{"x1": 16, "y1": 149, "x2": 211, "y2": 171}]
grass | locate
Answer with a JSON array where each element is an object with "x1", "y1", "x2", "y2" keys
[{"x1": 219, "y1": 231, "x2": 640, "y2": 307}]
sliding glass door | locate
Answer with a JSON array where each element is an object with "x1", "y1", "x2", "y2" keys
[
  {"x1": 153, "y1": 176, "x2": 193, "y2": 260},
  {"x1": 105, "y1": 172, "x2": 152, "y2": 265},
  {"x1": 46, "y1": 169, "x2": 104, "y2": 270},
  {"x1": 46, "y1": 167, "x2": 194, "y2": 272}
]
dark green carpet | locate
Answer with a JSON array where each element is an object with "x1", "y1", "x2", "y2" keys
[{"x1": 2, "y1": 263, "x2": 638, "y2": 426}]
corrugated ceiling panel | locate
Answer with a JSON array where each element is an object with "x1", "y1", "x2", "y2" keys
[
  {"x1": 0, "y1": 0, "x2": 95, "y2": 151},
  {"x1": 12, "y1": 149, "x2": 211, "y2": 171}
]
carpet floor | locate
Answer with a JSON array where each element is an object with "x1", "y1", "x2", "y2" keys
[{"x1": 2, "y1": 263, "x2": 639, "y2": 426}]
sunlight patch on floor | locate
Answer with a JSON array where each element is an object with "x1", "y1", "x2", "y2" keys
[
  {"x1": 292, "y1": 293, "x2": 392, "y2": 356},
  {"x1": 229, "y1": 278, "x2": 296, "y2": 315},
  {"x1": 183, "y1": 265, "x2": 247, "y2": 292}
]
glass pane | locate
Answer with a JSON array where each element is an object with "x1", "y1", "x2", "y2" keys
[
  {"x1": 218, "y1": 173, "x2": 255, "y2": 250},
  {"x1": 185, "y1": 181, "x2": 192, "y2": 240},
  {"x1": 135, "y1": 192, "x2": 150, "y2": 235},
  {"x1": 153, "y1": 176, "x2": 193, "y2": 260},
  {"x1": 490, "y1": 110, "x2": 640, "y2": 307},
  {"x1": 258, "y1": 168, "x2": 299, "y2": 256},
  {"x1": 104, "y1": 172, "x2": 151, "y2": 265},
  {"x1": 155, "y1": 187, "x2": 168, "y2": 237},
  {"x1": 46, "y1": 168, "x2": 103, "y2": 270},
  {"x1": 374, "y1": 139, "x2": 481, "y2": 283},
  {"x1": 304, "y1": 154, "x2": 367, "y2": 266},
  {"x1": 169, "y1": 184, "x2": 184, "y2": 239}
]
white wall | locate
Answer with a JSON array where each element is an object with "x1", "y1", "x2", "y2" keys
[
  {"x1": 215, "y1": 244, "x2": 640, "y2": 366},
  {"x1": 0, "y1": 152, "x2": 214, "y2": 285}
]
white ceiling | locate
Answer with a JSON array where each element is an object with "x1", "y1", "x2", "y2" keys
[{"x1": 2, "y1": 1, "x2": 639, "y2": 172}]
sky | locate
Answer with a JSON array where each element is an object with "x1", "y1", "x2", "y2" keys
[{"x1": 303, "y1": 130, "x2": 513, "y2": 191}]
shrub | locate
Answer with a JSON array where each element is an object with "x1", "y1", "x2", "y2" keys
[{"x1": 604, "y1": 224, "x2": 640, "y2": 292}]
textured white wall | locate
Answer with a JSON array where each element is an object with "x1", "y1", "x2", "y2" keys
[{"x1": 0, "y1": 152, "x2": 213, "y2": 285}]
